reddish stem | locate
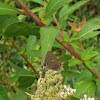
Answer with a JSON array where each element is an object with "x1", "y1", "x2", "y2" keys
[{"x1": 16, "y1": 0, "x2": 47, "y2": 27}]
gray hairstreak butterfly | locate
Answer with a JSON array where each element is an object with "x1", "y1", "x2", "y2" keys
[{"x1": 42, "y1": 51, "x2": 61, "y2": 70}]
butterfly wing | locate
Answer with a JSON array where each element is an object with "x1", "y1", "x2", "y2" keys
[{"x1": 44, "y1": 51, "x2": 61, "y2": 70}]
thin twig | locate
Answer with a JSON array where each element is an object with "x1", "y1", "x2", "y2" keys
[
  {"x1": 52, "y1": 14, "x2": 63, "y2": 38},
  {"x1": 3, "y1": 38, "x2": 6, "y2": 71},
  {"x1": 10, "y1": 37, "x2": 39, "y2": 77},
  {"x1": 53, "y1": 14, "x2": 60, "y2": 27},
  {"x1": 0, "y1": 81, "x2": 10, "y2": 86}
]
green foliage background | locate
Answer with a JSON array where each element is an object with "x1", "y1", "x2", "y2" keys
[{"x1": 0, "y1": 0, "x2": 100, "y2": 100}]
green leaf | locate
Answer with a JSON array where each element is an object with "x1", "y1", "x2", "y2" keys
[
  {"x1": 26, "y1": 36, "x2": 41, "y2": 58},
  {"x1": 96, "y1": 79, "x2": 100, "y2": 92},
  {"x1": 79, "y1": 18, "x2": 100, "y2": 40},
  {"x1": 12, "y1": 89, "x2": 27, "y2": 100},
  {"x1": 10, "y1": 75, "x2": 19, "y2": 83},
  {"x1": 41, "y1": 16, "x2": 54, "y2": 25},
  {"x1": 74, "y1": 78, "x2": 96, "y2": 98},
  {"x1": 26, "y1": 36, "x2": 37, "y2": 52},
  {"x1": 3, "y1": 22, "x2": 40, "y2": 37},
  {"x1": 40, "y1": 27, "x2": 60, "y2": 64},
  {"x1": 79, "y1": 47, "x2": 98, "y2": 60},
  {"x1": 0, "y1": 95, "x2": 5, "y2": 100},
  {"x1": 63, "y1": 31, "x2": 69, "y2": 42},
  {"x1": 53, "y1": 40, "x2": 64, "y2": 48},
  {"x1": 61, "y1": 70, "x2": 79, "y2": 78},
  {"x1": 70, "y1": 41, "x2": 81, "y2": 50},
  {"x1": 84, "y1": 61, "x2": 93, "y2": 69},
  {"x1": 18, "y1": 76, "x2": 35, "y2": 88},
  {"x1": 0, "y1": 15, "x2": 18, "y2": 32},
  {"x1": 59, "y1": 5, "x2": 68, "y2": 18},
  {"x1": 9, "y1": 62, "x2": 34, "y2": 76},
  {"x1": 80, "y1": 31, "x2": 100, "y2": 40},
  {"x1": 0, "y1": 3, "x2": 19, "y2": 15},
  {"x1": 30, "y1": 0, "x2": 43, "y2": 5},
  {"x1": 26, "y1": 50, "x2": 41, "y2": 58},
  {"x1": 31, "y1": 7, "x2": 44, "y2": 13},
  {"x1": 60, "y1": 55, "x2": 72, "y2": 71},
  {"x1": 70, "y1": 96, "x2": 80, "y2": 100},
  {"x1": 69, "y1": 33, "x2": 80, "y2": 41},
  {"x1": 60, "y1": 54, "x2": 72, "y2": 62},
  {"x1": 0, "y1": 86, "x2": 9, "y2": 100},
  {"x1": 59, "y1": 0, "x2": 89, "y2": 20},
  {"x1": 92, "y1": 54, "x2": 100, "y2": 61},
  {"x1": 68, "y1": 58, "x2": 82, "y2": 67},
  {"x1": 45, "y1": 0, "x2": 72, "y2": 17},
  {"x1": 76, "y1": 70, "x2": 92, "y2": 82}
]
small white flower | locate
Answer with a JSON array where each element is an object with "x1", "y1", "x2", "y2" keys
[
  {"x1": 60, "y1": 92, "x2": 67, "y2": 99},
  {"x1": 80, "y1": 94, "x2": 95, "y2": 100},
  {"x1": 60, "y1": 92, "x2": 65, "y2": 98},
  {"x1": 84, "y1": 94, "x2": 87, "y2": 100},
  {"x1": 63, "y1": 85, "x2": 67, "y2": 89}
]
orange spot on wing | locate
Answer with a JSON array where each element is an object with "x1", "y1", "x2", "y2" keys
[{"x1": 46, "y1": 62, "x2": 48, "y2": 67}]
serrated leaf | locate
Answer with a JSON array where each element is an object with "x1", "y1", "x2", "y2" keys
[
  {"x1": 45, "y1": 0, "x2": 72, "y2": 17},
  {"x1": 79, "y1": 18, "x2": 100, "y2": 39},
  {"x1": 0, "y1": 86, "x2": 9, "y2": 100},
  {"x1": 79, "y1": 47, "x2": 98, "y2": 60},
  {"x1": 40, "y1": 27, "x2": 60, "y2": 64},
  {"x1": 0, "y1": 15, "x2": 18, "y2": 32},
  {"x1": 0, "y1": 3, "x2": 19, "y2": 15},
  {"x1": 74, "y1": 78, "x2": 96, "y2": 98},
  {"x1": 18, "y1": 76, "x2": 35, "y2": 88},
  {"x1": 9, "y1": 62, "x2": 34, "y2": 76},
  {"x1": 59, "y1": 0, "x2": 89, "y2": 20},
  {"x1": 3, "y1": 22, "x2": 40, "y2": 37}
]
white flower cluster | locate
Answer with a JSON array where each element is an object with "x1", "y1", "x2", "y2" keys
[
  {"x1": 80, "y1": 95, "x2": 95, "y2": 100},
  {"x1": 60, "y1": 85, "x2": 76, "y2": 99}
]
